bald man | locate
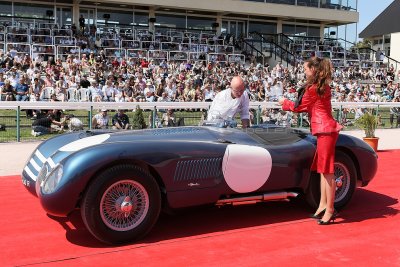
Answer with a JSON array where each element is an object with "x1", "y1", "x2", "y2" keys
[{"x1": 207, "y1": 76, "x2": 250, "y2": 128}]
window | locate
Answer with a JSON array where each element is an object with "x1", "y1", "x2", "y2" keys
[
  {"x1": 97, "y1": 10, "x2": 133, "y2": 26},
  {"x1": 156, "y1": 14, "x2": 186, "y2": 29},
  {"x1": 249, "y1": 21, "x2": 277, "y2": 34},
  {"x1": 0, "y1": 2, "x2": 12, "y2": 17},
  {"x1": 307, "y1": 26, "x2": 320, "y2": 37},
  {"x1": 187, "y1": 16, "x2": 213, "y2": 31},
  {"x1": 283, "y1": 24, "x2": 320, "y2": 37},
  {"x1": 14, "y1": 3, "x2": 53, "y2": 19},
  {"x1": 134, "y1": 12, "x2": 149, "y2": 26},
  {"x1": 283, "y1": 24, "x2": 307, "y2": 36}
]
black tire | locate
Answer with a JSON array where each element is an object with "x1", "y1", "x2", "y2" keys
[
  {"x1": 305, "y1": 151, "x2": 357, "y2": 210},
  {"x1": 81, "y1": 165, "x2": 161, "y2": 244}
]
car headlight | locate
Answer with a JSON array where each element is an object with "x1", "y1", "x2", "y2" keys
[{"x1": 42, "y1": 164, "x2": 63, "y2": 194}]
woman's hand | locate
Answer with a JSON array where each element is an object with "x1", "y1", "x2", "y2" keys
[{"x1": 278, "y1": 97, "x2": 286, "y2": 106}]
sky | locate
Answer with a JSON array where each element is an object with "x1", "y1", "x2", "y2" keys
[{"x1": 356, "y1": 0, "x2": 394, "y2": 40}]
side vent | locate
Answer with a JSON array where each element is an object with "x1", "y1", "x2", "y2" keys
[{"x1": 174, "y1": 158, "x2": 223, "y2": 181}]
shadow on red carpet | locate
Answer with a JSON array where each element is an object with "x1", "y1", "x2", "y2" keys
[{"x1": 52, "y1": 188, "x2": 398, "y2": 248}]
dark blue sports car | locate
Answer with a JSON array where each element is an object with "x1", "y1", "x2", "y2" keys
[{"x1": 22, "y1": 125, "x2": 377, "y2": 244}]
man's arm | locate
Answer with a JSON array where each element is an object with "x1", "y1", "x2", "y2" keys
[
  {"x1": 207, "y1": 91, "x2": 222, "y2": 120},
  {"x1": 240, "y1": 92, "x2": 250, "y2": 128}
]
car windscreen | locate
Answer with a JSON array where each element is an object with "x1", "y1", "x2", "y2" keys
[{"x1": 244, "y1": 127, "x2": 308, "y2": 146}]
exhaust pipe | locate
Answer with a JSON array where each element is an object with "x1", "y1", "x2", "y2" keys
[{"x1": 216, "y1": 192, "x2": 299, "y2": 206}]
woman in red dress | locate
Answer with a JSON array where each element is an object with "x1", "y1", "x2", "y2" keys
[{"x1": 279, "y1": 57, "x2": 343, "y2": 225}]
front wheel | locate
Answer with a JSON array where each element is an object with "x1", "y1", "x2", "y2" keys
[
  {"x1": 81, "y1": 165, "x2": 161, "y2": 244},
  {"x1": 305, "y1": 151, "x2": 357, "y2": 210}
]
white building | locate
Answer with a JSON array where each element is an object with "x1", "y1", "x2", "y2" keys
[{"x1": 359, "y1": 0, "x2": 400, "y2": 67}]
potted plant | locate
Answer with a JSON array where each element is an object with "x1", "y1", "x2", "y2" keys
[{"x1": 355, "y1": 110, "x2": 379, "y2": 151}]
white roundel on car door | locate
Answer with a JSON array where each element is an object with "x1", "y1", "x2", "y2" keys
[{"x1": 222, "y1": 144, "x2": 272, "y2": 193}]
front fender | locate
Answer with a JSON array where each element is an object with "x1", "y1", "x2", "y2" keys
[
  {"x1": 22, "y1": 130, "x2": 114, "y2": 196},
  {"x1": 38, "y1": 140, "x2": 227, "y2": 216}
]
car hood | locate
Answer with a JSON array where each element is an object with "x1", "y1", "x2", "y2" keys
[{"x1": 46, "y1": 127, "x2": 258, "y2": 165}]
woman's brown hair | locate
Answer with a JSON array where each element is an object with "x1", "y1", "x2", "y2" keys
[{"x1": 305, "y1": 57, "x2": 332, "y2": 96}]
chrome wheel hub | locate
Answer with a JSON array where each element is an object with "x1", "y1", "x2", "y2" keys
[
  {"x1": 100, "y1": 180, "x2": 149, "y2": 231},
  {"x1": 335, "y1": 176, "x2": 343, "y2": 188},
  {"x1": 120, "y1": 196, "x2": 133, "y2": 217}
]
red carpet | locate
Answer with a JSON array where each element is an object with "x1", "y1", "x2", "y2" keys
[{"x1": 1, "y1": 150, "x2": 400, "y2": 266}]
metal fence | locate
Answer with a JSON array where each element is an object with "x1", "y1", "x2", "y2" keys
[{"x1": 0, "y1": 101, "x2": 400, "y2": 142}]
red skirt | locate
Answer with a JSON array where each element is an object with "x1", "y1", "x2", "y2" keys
[{"x1": 311, "y1": 132, "x2": 339, "y2": 174}]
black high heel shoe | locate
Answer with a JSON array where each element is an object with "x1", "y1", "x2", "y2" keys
[
  {"x1": 317, "y1": 210, "x2": 338, "y2": 225},
  {"x1": 310, "y1": 209, "x2": 326, "y2": 219}
]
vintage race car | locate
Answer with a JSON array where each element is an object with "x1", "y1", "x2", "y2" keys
[{"x1": 22, "y1": 125, "x2": 378, "y2": 244}]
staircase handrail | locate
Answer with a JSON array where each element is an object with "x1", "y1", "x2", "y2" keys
[{"x1": 249, "y1": 31, "x2": 297, "y2": 67}]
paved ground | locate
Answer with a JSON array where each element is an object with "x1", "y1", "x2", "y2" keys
[{"x1": 1, "y1": 128, "x2": 400, "y2": 176}]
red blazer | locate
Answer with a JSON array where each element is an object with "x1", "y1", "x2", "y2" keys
[{"x1": 282, "y1": 84, "x2": 343, "y2": 135}]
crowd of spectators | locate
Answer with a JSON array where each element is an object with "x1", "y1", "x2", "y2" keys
[{"x1": 1, "y1": 39, "x2": 400, "y2": 130}]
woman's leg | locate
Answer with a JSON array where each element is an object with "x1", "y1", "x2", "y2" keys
[
  {"x1": 313, "y1": 173, "x2": 327, "y2": 215},
  {"x1": 320, "y1": 173, "x2": 336, "y2": 222}
]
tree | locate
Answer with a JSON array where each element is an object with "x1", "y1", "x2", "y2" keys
[
  {"x1": 131, "y1": 105, "x2": 147, "y2": 129},
  {"x1": 355, "y1": 39, "x2": 372, "y2": 49}
]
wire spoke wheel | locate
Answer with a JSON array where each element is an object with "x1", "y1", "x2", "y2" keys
[
  {"x1": 81, "y1": 165, "x2": 161, "y2": 244},
  {"x1": 334, "y1": 162, "x2": 351, "y2": 203}
]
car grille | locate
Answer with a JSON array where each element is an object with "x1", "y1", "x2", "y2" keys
[
  {"x1": 174, "y1": 158, "x2": 223, "y2": 181},
  {"x1": 24, "y1": 149, "x2": 47, "y2": 182}
]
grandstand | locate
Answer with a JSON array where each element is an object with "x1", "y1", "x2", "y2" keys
[
  {"x1": 0, "y1": 0, "x2": 398, "y2": 69},
  {"x1": 0, "y1": 0, "x2": 375, "y2": 66}
]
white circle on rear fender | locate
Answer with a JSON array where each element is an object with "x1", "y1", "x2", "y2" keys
[{"x1": 222, "y1": 144, "x2": 272, "y2": 193}]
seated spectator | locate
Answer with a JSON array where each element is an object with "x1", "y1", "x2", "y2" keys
[
  {"x1": 161, "y1": 109, "x2": 184, "y2": 127},
  {"x1": 92, "y1": 109, "x2": 109, "y2": 129},
  {"x1": 30, "y1": 77, "x2": 43, "y2": 96},
  {"x1": 15, "y1": 76, "x2": 29, "y2": 101},
  {"x1": 61, "y1": 114, "x2": 83, "y2": 131},
  {"x1": 144, "y1": 79, "x2": 155, "y2": 102},
  {"x1": 89, "y1": 81, "x2": 103, "y2": 102},
  {"x1": 68, "y1": 75, "x2": 80, "y2": 89},
  {"x1": 157, "y1": 92, "x2": 170, "y2": 102},
  {"x1": 80, "y1": 74, "x2": 91, "y2": 88},
  {"x1": 1, "y1": 79, "x2": 15, "y2": 101},
  {"x1": 31, "y1": 110, "x2": 65, "y2": 136},
  {"x1": 112, "y1": 109, "x2": 130, "y2": 130},
  {"x1": 8, "y1": 70, "x2": 19, "y2": 88},
  {"x1": 102, "y1": 80, "x2": 116, "y2": 101}
]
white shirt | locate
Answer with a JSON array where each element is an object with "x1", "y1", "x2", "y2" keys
[
  {"x1": 94, "y1": 113, "x2": 109, "y2": 128},
  {"x1": 207, "y1": 88, "x2": 250, "y2": 121}
]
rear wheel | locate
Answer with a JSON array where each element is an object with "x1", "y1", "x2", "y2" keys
[
  {"x1": 305, "y1": 151, "x2": 357, "y2": 210},
  {"x1": 81, "y1": 165, "x2": 161, "y2": 244}
]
